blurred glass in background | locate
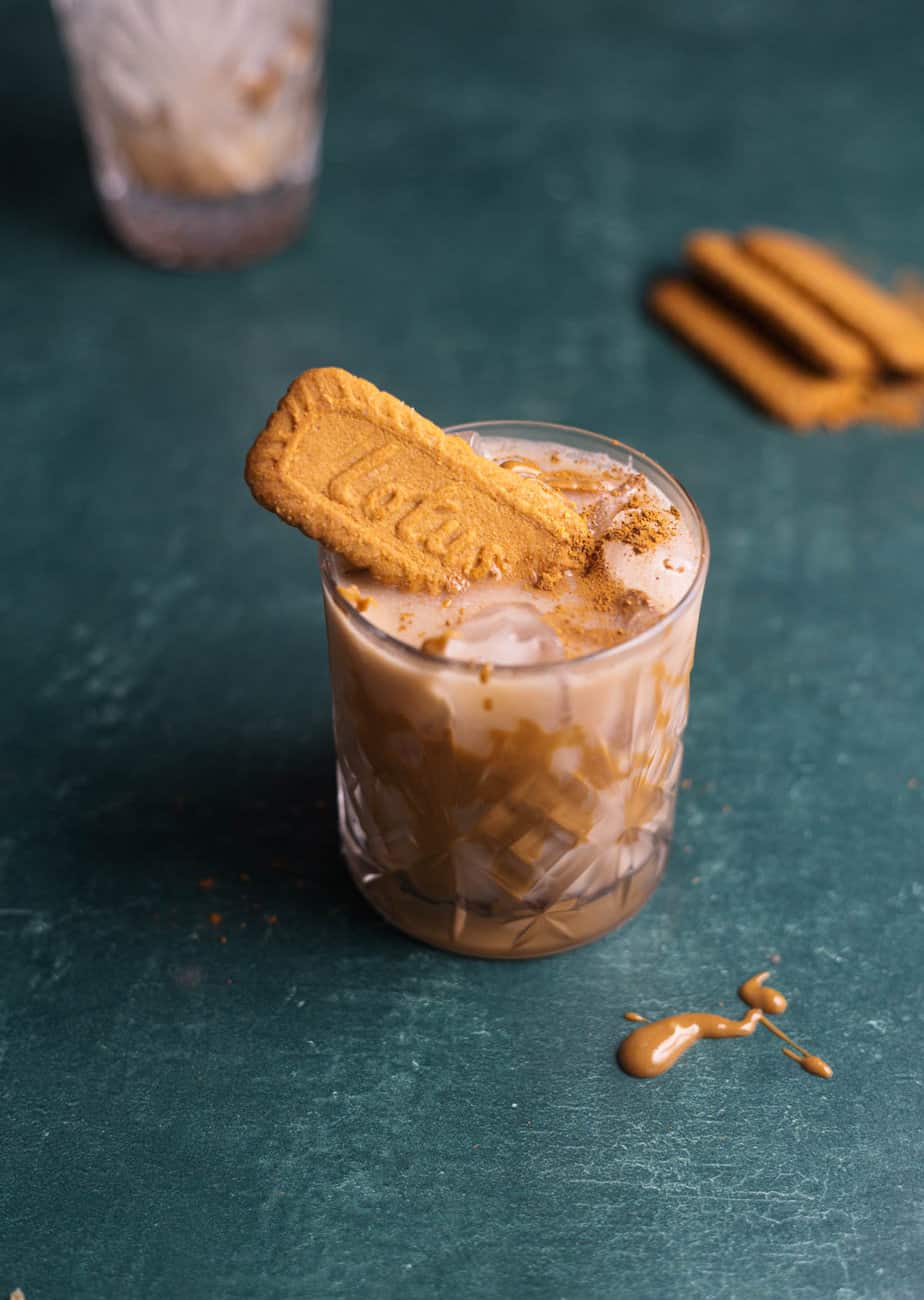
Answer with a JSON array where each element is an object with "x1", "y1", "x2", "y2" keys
[{"x1": 52, "y1": 0, "x2": 329, "y2": 268}]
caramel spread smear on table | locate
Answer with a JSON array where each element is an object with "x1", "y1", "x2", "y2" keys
[
  {"x1": 245, "y1": 368, "x2": 591, "y2": 592},
  {"x1": 651, "y1": 227, "x2": 924, "y2": 431},
  {"x1": 617, "y1": 969, "x2": 832, "y2": 1080},
  {"x1": 618, "y1": 1007, "x2": 764, "y2": 1077}
]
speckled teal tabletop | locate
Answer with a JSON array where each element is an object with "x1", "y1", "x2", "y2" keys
[{"x1": 1, "y1": 1, "x2": 923, "y2": 1296}]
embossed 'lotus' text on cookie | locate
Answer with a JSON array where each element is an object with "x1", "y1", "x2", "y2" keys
[
  {"x1": 246, "y1": 367, "x2": 590, "y2": 590},
  {"x1": 279, "y1": 420, "x2": 514, "y2": 579},
  {"x1": 324, "y1": 441, "x2": 508, "y2": 575}
]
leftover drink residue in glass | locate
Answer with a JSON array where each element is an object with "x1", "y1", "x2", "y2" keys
[{"x1": 617, "y1": 970, "x2": 832, "y2": 1080}]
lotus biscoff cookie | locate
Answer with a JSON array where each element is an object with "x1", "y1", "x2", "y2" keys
[
  {"x1": 685, "y1": 230, "x2": 877, "y2": 376},
  {"x1": 648, "y1": 277, "x2": 866, "y2": 430},
  {"x1": 245, "y1": 367, "x2": 591, "y2": 591},
  {"x1": 743, "y1": 228, "x2": 924, "y2": 375}
]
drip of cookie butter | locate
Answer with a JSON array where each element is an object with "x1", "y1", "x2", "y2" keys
[
  {"x1": 782, "y1": 1049, "x2": 833, "y2": 1079},
  {"x1": 500, "y1": 457, "x2": 645, "y2": 498},
  {"x1": 737, "y1": 969, "x2": 787, "y2": 1014},
  {"x1": 245, "y1": 368, "x2": 591, "y2": 592},
  {"x1": 618, "y1": 969, "x2": 831, "y2": 1081}
]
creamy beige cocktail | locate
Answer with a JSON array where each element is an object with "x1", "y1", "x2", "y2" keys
[{"x1": 321, "y1": 422, "x2": 708, "y2": 958}]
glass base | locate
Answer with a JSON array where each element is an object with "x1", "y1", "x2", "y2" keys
[
  {"x1": 99, "y1": 178, "x2": 313, "y2": 269},
  {"x1": 339, "y1": 786, "x2": 668, "y2": 960}
]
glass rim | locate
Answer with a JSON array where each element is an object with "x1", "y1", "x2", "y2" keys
[{"x1": 319, "y1": 419, "x2": 710, "y2": 676}]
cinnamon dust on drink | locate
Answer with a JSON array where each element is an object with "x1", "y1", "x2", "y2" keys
[{"x1": 602, "y1": 503, "x2": 678, "y2": 553}]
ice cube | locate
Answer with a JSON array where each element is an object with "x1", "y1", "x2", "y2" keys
[
  {"x1": 601, "y1": 538, "x2": 691, "y2": 618},
  {"x1": 443, "y1": 603, "x2": 564, "y2": 667},
  {"x1": 446, "y1": 428, "x2": 487, "y2": 457},
  {"x1": 580, "y1": 477, "x2": 644, "y2": 538},
  {"x1": 584, "y1": 494, "x2": 624, "y2": 540}
]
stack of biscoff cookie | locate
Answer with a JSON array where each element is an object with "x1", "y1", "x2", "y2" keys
[{"x1": 650, "y1": 228, "x2": 924, "y2": 431}]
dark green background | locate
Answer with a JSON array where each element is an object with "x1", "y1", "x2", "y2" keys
[{"x1": 2, "y1": 1, "x2": 922, "y2": 1296}]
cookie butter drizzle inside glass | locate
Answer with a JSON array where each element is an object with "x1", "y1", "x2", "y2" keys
[{"x1": 617, "y1": 971, "x2": 832, "y2": 1079}]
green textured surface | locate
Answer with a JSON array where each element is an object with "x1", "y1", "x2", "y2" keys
[{"x1": 2, "y1": 0, "x2": 923, "y2": 1296}]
